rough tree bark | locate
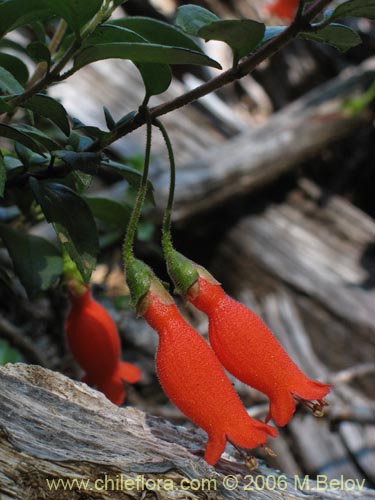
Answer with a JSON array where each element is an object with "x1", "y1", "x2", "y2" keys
[{"x1": 0, "y1": 364, "x2": 374, "y2": 500}]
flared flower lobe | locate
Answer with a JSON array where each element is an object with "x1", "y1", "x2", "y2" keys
[
  {"x1": 65, "y1": 287, "x2": 141, "y2": 405},
  {"x1": 142, "y1": 285, "x2": 277, "y2": 465},
  {"x1": 189, "y1": 277, "x2": 331, "y2": 427}
]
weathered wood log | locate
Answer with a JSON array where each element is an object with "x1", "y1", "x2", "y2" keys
[
  {"x1": 1, "y1": 363, "x2": 374, "y2": 500},
  {"x1": 213, "y1": 178, "x2": 375, "y2": 334},
  {"x1": 160, "y1": 58, "x2": 375, "y2": 221}
]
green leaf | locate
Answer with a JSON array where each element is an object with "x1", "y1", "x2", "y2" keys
[
  {"x1": 198, "y1": 19, "x2": 265, "y2": 59},
  {"x1": 27, "y1": 41, "x2": 51, "y2": 66},
  {"x1": 330, "y1": 0, "x2": 375, "y2": 20},
  {"x1": 83, "y1": 196, "x2": 131, "y2": 230},
  {"x1": 0, "y1": 0, "x2": 52, "y2": 37},
  {"x1": 82, "y1": 24, "x2": 176, "y2": 94},
  {"x1": 0, "y1": 66, "x2": 23, "y2": 95},
  {"x1": 0, "y1": 155, "x2": 5, "y2": 197},
  {"x1": 0, "y1": 52, "x2": 29, "y2": 86},
  {"x1": 23, "y1": 94, "x2": 70, "y2": 136},
  {"x1": 137, "y1": 62, "x2": 172, "y2": 96},
  {"x1": 40, "y1": 0, "x2": 103, "y2": 34},
  {"x1": 0, "y1": 339, "x2": 24, "y2": 364},
  {"x1": 54, "y1": 150, "x2": 102, "y2": 173},
  {"x1": 175, "y1": 5, "x2": 219, "y2": 36},
  {"x1": 75, "y1": 41, "x2": 221, "y2": 70},
  {"x1": 29, "y1": 179, "x2": 99, "y2": 282},
  {"x1": 0, "y1": 123, "x2": 45, "y2": 154},
  {"x1": 0, "y1": 223, "x2": 63, "y2": 296},
  {"x1": 15, "y1": 124, "x2": 61, "y2": 151},
  {"x1": 103, "y1": 106, "x2": 115, "y2": 130},
  {"x1": 300, "y1": 24, "x2": 362, "y2": 52},
  {"x1": 111, "y1": 16, "x2": 206, "y2": 53}
]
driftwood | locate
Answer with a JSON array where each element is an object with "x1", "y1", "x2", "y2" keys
[{"x1": 1, "y1": 363, "x2": 374, "y2": 500}]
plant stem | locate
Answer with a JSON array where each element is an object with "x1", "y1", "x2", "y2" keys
[
  {"x1": 122, "y1": 112, "x2": 152, "y2": 264},
  {"x1": 88, "y1": 0, "x2": 333, "y2": 152},
  {"x1": 26, "y1": 20, "x2": 68, "y2": 90},
  {"x1": 154, "y1": 120, "x2": 176, "y2": 256}
]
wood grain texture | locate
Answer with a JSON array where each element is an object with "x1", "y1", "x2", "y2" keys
[{"x1": 1, "y1": 363, "x2": 374, "y2": 500}]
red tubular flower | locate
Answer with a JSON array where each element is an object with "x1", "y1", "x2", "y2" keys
[
  {"x1": 65, "y1": 286, "x2": 141, "y2": 405},
  {"x1": 265, "y1": 0, "x2": 299, "y2": 21},
  {"x1": 187, "y1": 275, "x2": 331, "y2": 427},
  {"x1": 141, "y1": 280, "x2": 277, "y2": 466}
]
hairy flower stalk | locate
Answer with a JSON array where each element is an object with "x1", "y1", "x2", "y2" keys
[
  {"x1": 140, "y1": 278, "x2": 277, "y2": 465},
  {"x1": 187, "y1": 274, "x2": 331, "y2": 426},
  {"x1": 65, "y1": 282, "x2": 141, "y2": 405}
]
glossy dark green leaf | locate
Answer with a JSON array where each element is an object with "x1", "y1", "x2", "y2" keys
[
  {"x1": 0, "y1": 223, "x2": 63, "y2": 296},
  {"x1": 23, "y1": 94, "x2": 70, "y2": 136},
  {"x1": 29, "y1": 179, "x2": 99, "y2": 281},
  {"x1": 300, "y1": 23, "x2": 362, "y2": 52},
  {"x1": 0, "y1": 155, "x2": 5, "y2": 197},
  {"x1": 0, "y1": 0, "x2": 52, "y2": 37},
  {"x1": 27, "y1": 41, "x2": 51, "y2": 66},
  {"x1": 16, "y1": 124, "x2": 60, "y2": 151},
  {"x1": 0, "y1": 339, "x2": 24, "y2": 364},
  {"x1": 330, "y1": 0, "x2": 375, "y2": 20},
  {"x1": 111, "y1": 16, "x2": 206, "y2": 53},
  {"x1": 54, "y1": 150, "x2": 102, "y2": 173},
  {"x1": 72, "y1": 118, "x2": 110, "y2": 141},
  {"x1": 115, "y1": 110, "x2": 136, "y2": 128},
  {"x1": 0, "y1": 52, "x2": 29, "y2": 86},
  {"x1": 82, "y1": 24, "x2": 143, "y2": 45},
  {"x1": 175, "y1": 4, "x2": 219, "y2": 36},
  {"x1": 82, "y1": 24, "x2": 176, "y2": 95},
  {"x1": 137, "y1": 62, "x2": 172, "y2": 96},
  {"x1": 0, "y1": 66, "x2": 23, "y2": 95},
  {"x1": 41, "y1": 0, "x2": 103, "y2": 33},
  {"x1": 75, "y1": 42, "x2": 220, "y2": 70},
  {"x1": 198, "y1": 19, "x2": 265, "y2": 59},
  {"x1": 103, "y1": 106, "x2": 115, "y2": 130},
  {"x1": 83, "y1": 196, "x2": 131, "y2": 230},
  {"x1": 0, "y1": 123, "x2": 45, "y2": 154}
]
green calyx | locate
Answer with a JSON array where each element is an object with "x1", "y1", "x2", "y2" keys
[
  {"x1": 166, "y1": 249, "x2": 199, "y2": 298},
  {"x1": 125, "y1": 257, "x2": 152, "y2": 309}
]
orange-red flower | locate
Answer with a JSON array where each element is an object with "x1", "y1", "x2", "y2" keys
[
  {"x1": 265, "y1": 0, "x2": 299, "y2": 21},
  {"x1": 188, "y1": 275, "x2": 331, "y2": 427},
  {"x1": 65, "y1": 286, "x2": 141, "y2": 405},
  {"x1": 141, "y1": 280, "x2": 277, "y2": 465}
]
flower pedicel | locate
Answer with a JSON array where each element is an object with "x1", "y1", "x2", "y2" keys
[
  {"x1": 65, "y1": 281, "x2": 141, "y2": 405},
  {"x1": 139, "y1": 277, "x2": 277, "y2": 466}
]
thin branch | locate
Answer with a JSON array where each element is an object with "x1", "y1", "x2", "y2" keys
[
  {"x1": 88, "y1": 0, "x2": 333, "y2": 152},
  {"x1": 0, "y1": 316, "x2": 49, "y2": 367}
]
